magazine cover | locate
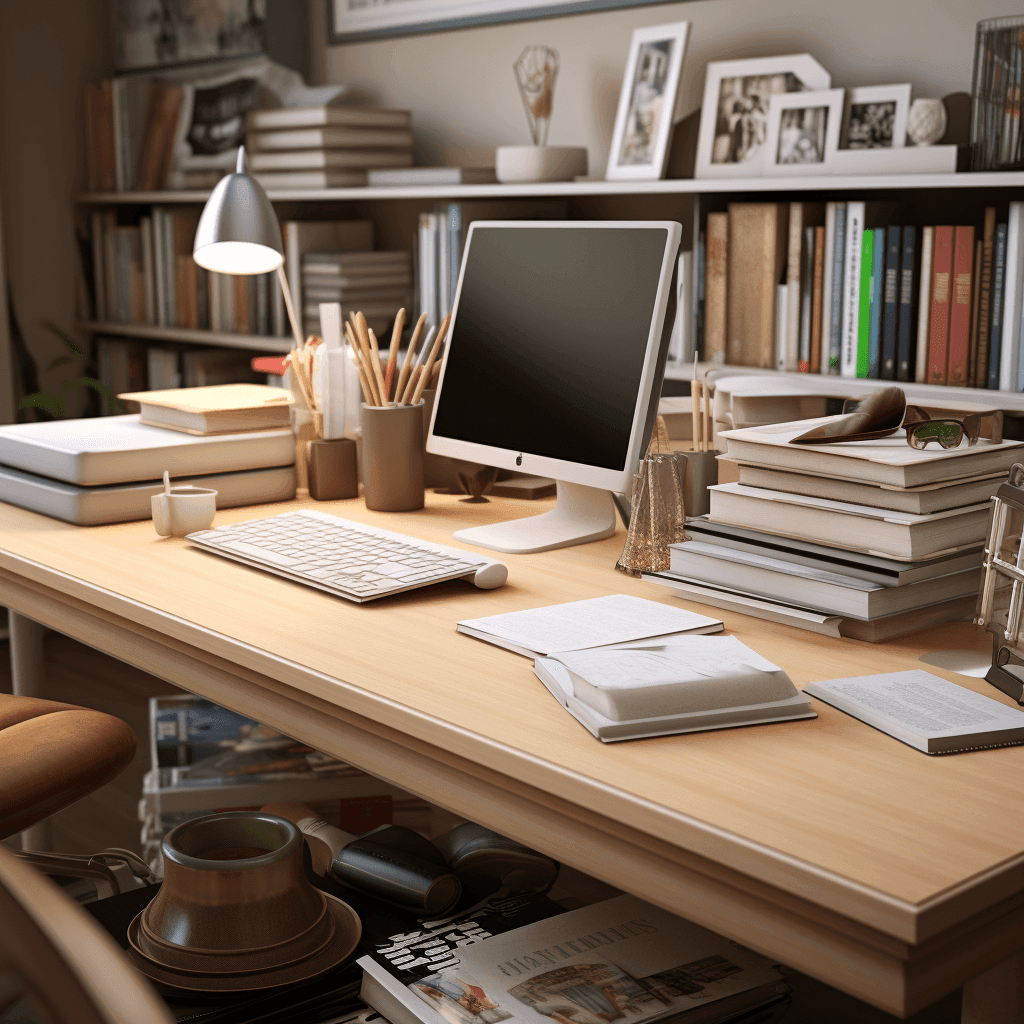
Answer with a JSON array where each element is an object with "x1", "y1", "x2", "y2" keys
[{"x1": 423, "y1": 895, "x2": 785, "y2": 1024}]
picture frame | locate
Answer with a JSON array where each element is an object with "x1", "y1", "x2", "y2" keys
[
  {"x1": 841, "y1": 84, "x2": 912, "y2": 149},
  {"x1": 326, "y1": 0, "x2": 679, "y2": 45},
  {"x1": 605, "y1": 21, "x2": 690, "y2": 181},
  {"x1": 764, "y1": 88, "x2": 844, "y2": 175},
  {"x1": 694, "y1": 54, "x2": 831, "y2": 179}
]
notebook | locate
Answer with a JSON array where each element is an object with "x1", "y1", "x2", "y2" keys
[{"x1": 118, "y1": 383, "x2": 292, "y2": 435}]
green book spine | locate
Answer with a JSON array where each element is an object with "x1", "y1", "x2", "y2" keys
[{"x1": 857, "y1": 228, "x2": 874, "y2": 377}]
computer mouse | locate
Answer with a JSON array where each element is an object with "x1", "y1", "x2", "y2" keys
[{"x1": 471, "y1": 561, "x2": 508, "y2": 589}]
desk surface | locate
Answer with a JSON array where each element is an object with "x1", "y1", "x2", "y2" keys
[{"x1": 1, "y1": 492, "x2": 1020, "y2": 1017}]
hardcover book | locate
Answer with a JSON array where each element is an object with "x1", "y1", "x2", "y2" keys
[
  {"x1": 810, "y1": 225, "x2": 825, "y2": 373},
  {"x1": 975, "y1": 207, "x2": 996, "y2": 387},
  {"x1": 946, "y1": 224, "x2": 975, "y2": 386},
  {"x1": 840, "y1": 201, "x2": 864, "y2": 378},
  {"x1": 988, "y1": 222, "x2": 1008, "y2": 389},
  {"x1": 827, "y1": 202, "x2": 846, "y2": 375},
  {"x1": 927, "y1": 225, "x2": 955, "y2": 384},
  {"x1": 866, "y1": 227, "x2": 884, "y2": 378},
  {"x1": 704, "y1": 212, "x2": 728, "y2": 365},
  {"x1": 915, "y1": 226, "x2": 934, "y2": 383},
  {"x1": 881, "y1": 225, "x2": 901, "y2": 380}
]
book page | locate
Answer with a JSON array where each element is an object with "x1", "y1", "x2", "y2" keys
[
  {"x1": 805, "y1": 670, "x2": 1024, "y2": 738},
  {"x1": 458, "y1": 595, "x2": 722, "y2": 655}
]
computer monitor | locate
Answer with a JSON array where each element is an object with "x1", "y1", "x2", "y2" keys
[{"x1": 426, "y1": 220, "x2": 681, "y2": 554}]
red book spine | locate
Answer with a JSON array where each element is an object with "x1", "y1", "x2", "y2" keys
[
  {"x1": 927, "y1": 225, "x2": 955, "y2": 385},
  {"x1": 947, "y1": 225, "x2": 975, "y2": 386}
]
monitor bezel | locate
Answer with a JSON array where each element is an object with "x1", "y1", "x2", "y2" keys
[{"x1": 425, "y1": 219, "x2": 682, "y2": 495}]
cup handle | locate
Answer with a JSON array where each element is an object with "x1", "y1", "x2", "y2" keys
[{"x1": 151, "y1": 494, "x2": 171, "y2": 537}]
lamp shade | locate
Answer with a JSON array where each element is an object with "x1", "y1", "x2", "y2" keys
[{"x1": 193, "y1": 147, "x2": 284, "y2": 275}]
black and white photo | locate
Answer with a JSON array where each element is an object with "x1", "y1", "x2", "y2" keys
[
  {"x1": 765, "y1": 88, "x2": 844, "y2": 175},
  {"x1": 696, "y1": 55, "x2": 831, "y2": 178},
  {"x1": 606, "y1": 21, "x2": 689, "y2": 180},
  {"x1": 776, "y1": 104, "x2": 830, "y2": 164},
  {"x1": 841, "y1": 84, "x2": 911, "y2": 149}
]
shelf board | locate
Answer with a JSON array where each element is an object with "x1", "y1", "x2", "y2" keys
[
  {"x1": 79, "y1": 321, "x2": 292, "y2": 353},
  {"x1": 75, "y1": 170, "x2": 1024, "y2": 205},
  {"x1": 663, "y1": 360, "x2": 1024, "y2": 411}
]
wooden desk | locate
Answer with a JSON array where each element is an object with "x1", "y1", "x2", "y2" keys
[{"x1": 1, "y1": 493, "x2": 1021, "y2": 1021}]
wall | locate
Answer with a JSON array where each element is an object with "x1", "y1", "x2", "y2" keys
[
  {"x1": 0, "y1": 0, "x2": 115, "y2": 420},
  {"x1": 313, "y1": 0, "x2": 1021, "y2": 174}
]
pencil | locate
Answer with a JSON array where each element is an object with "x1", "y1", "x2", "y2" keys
[
  {"x1": 363, "y1": 319, "x2": 389, "y2": 407},
  {"x1": 411, "y1": 313, "x2": 450, "y2": 405},
  {"x1": 354, "y1": 313, "x2": 386, "y2": 407},
  {"x1": 345, "y1": 321, "x2": 380, "y2": 405},
  {"x1": 702, "y1": 371, "x2": 711, "y2": 454},
  {"x1": 690, "y1": 353, "x2": 701, "y2": 452},
  {"x1": 395, "y1": 312, "x2": 427, "y2": 405},
  {"x1": 384, "y1": 307, "x2": 406, "y2": 401}
]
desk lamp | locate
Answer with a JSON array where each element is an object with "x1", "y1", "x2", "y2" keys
[{"x1": 192, "y1": 146, "x2": 304, "y2": 349}]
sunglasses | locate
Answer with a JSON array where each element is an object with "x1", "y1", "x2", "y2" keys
[{"x1": 792, "y1": 386, "x2": 1005, "y2": 448}]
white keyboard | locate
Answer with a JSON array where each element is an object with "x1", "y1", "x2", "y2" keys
[{"x1": 187, "y1": 510, "x2": 508, "y2": 603}]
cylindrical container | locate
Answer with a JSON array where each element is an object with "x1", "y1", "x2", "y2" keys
[
  {"x1": 361, "y1": 402, "x2": 425, "y2": 512},
  {"x1": 682, "y1": 449, "x2": 720, "y2": 518}
]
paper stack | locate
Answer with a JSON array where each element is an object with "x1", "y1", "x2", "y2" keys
[{"x1": 645, "y1": 414, "x2": 1024, "y2": 642}]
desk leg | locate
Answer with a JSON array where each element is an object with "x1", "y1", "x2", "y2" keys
[
  {"x1": 8, "y1": 612, "x2": 52, "y2": 851},
  {"x1": 963, "y1": 952, "x2": 1024, "y2": 1024}
]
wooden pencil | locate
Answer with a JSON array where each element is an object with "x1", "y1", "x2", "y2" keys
[
  {"x1": 345, "y1": 322, "x2": 380, "y2": 405},
  {"x1": 395, "y1": 312, "x2": 427, "y2": 405},
  {"x1": 361, "y1": 316, "x2": 389, "y2": 406},
  {"x1": 383, "y1": 307, "x2": 406, "y2": 401},
  {"x1": 411, "y1": 313, "x2": 450, "y2": 405},
  {"x1": 690, "y1": 354, "x2": 701, "y2": 452},
  {"x1": 353, "y1": 313, "x2": 385, "y2": 406},
  {"x1": 702, "y1": 372, "x2": 711, "y2": 454}
]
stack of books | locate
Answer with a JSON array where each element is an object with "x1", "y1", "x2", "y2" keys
[
  {"x1": 701, "y1": 200, "x2": 1024, "y2": 390},
  {"x1": 302, "y1": 250, "x2": 413, "y2": 338},
  {"x1": 971, "y1": 15, "x2": 1024, "y2": 172},
  {"x1": 246, "y1": 105, "x2": 414, "y2": 189},
  {"x1": 644, "y1": 415, "x2": 1024, "y2": 642}
]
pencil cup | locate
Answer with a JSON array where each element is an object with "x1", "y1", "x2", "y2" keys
[
  {"x1": 361, "y1": 402, "x2": 425, "y2": 512},
  {"x1": 308, "y1": 438, "x2": 358, "y2": 501},
  {"x1": 681, "y1": 450, "x2": 720, "y2": 518},
  {"x1": 615, "y1": 451, "x2": 687, "y2": 577},
  {"x1": 151, "y1": 486, "x2": 217, "y2": 538}
]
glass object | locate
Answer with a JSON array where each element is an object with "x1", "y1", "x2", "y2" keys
[
  {"x1": 513, "y1": 46, "x2": 559, "y2": 147},
  {"x1": 615, "y1": 451, "x2": 687, "y2": 576}
]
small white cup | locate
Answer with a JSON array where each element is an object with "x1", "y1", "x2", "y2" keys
[{"x1": 151, "y1": 486, "x2": 218, "y2": 537}]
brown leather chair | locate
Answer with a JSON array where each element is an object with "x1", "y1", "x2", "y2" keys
[{"x1": 0, "y1": 693, "x2": 138, "y2": 840}]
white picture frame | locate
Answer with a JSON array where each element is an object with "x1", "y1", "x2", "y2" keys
[
  {"x1": 764, "y1": 88, "x2": 844, "y2": 175},
  {"x1": 695, "y1": 54, "x2": 831, "y2": 179},
  {"x1": 605, "y1": 21, "x2": 690, "y2": 181},
  {"x1": 841, "y1": 84, "x2": 912, "y2": 149}
]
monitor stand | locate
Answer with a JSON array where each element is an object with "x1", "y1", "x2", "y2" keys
[{"x1": 453, "y1": 480, "x2": 618, "y2": 554}]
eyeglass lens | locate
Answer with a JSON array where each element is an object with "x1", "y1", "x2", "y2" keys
[{"x1": 909, "y1": 420, "x2": 964, "y2": 449}]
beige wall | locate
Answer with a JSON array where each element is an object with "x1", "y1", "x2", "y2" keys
[
  {"x1": 0, "y1": 0, "x2": 113, "y2": 420},
  {"x1": 314, "y1": 0, "x2": 1021, "y2": 174}
]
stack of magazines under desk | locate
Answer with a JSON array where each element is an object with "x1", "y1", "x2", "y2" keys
[{"x1": 644, "y1": 415, "x2": 1024, "y2": 642}]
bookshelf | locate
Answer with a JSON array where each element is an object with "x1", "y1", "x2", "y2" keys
[{"x1": 74, "y1": 169, "x2": 1024, "y2": 402}]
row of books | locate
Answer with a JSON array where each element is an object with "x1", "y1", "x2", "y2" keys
[
  {"x1": 418, "y1": 204, "x2": 464, "y2": 332},
  {"x1": 700, "y1": 200, "x2": 1024, "y2": 390},
  {"x1": 971, "y1": 15, "x2": 1024, "y2": 172},
  {"x1": 647, "y1": 414, "x2": 1023, "y2": 641}
]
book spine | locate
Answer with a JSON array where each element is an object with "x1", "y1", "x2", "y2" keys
[
  {"x1": 196, "y1": 266, "x2": 209, "y2": 331},
  {"x1": 447, "y1": 203, "x2": 462, "y2": 312},
  {"x1": 90, "y1": 211, "x2": 106, "y2": 322},
  {"x1": 786, "y1": 203, "x2": 803, "y2": 373},
  {"x1": 840, "y1": 202, "x2": 862, "y2": 378},
  {"x1": 704, "y1": 212, "x2": 728, "y2": 364},
  {"x1": 989, "y1": 223, "x2": 1008, "y2": 388},
  {"x1": 927, "y1": 225, "x2": 954, "y2": 385},
  {"x1": 152, "y1": 206, "x2": 165, "y2": 327},
  {"x1": 140, "y1": 215, "x2": 155, "y2": 326},
  {"x1": 947, "y1": 225, "x2": 975, "y2": 386},
  {"x1": 209, "y1": 271, "x2": 222, "y2": 333},
  {"x1": 272, "y1": 269, "x2": 286, "y2": 336},
  {"x1": 436, "y1": 203, "x2": 450, "y2": 321},
  {"x1": 827, "y1": 203, "x2": 846, "y2": 375},
  {"x1": 915, "y1": 226, "x2": 934, "y2": 383},
  {"x1": 881, "y1": 225, "x2": 901, "y2": 380},
  {"x1": 867, "y1": 228, "x2": 884, "y2": 378},
  {"x1": 968, "y1": 238, "x2": 983, "y2": 387},
  {"x1": 418, "y1": 212, "x2": 438, "y2": 330},
  {"x1": 810, "y1": 225, "x2": 825, "y2": 374},
  {"x1": 856, "y1": 224, "x2": 873, "y2": 378},
  {"x1": 103, "y1": 217, "x2": 118, "y2": 323},
  {"x1": 896, "y1": 226, "x2": 916, "y2": 382},
  {"x1": 819, "y1": 203, "x2": 836, "y2": 375},
  {"x1": 162, "y1": 209, "x2": 176, "y2": 328},
  {"x1": 976, "y1": 207, "x2": 997, "y2": 386},
  {"x1": 1002, "y1": 201, "x2": 1024, "y2": 389},
  {"x1": 798, "y1": 224, "x2": 814, "y2": 372},
  {"x1": 234, "y1": 275, "x2": 249, "y2": 334},
  {"x1": 256, "y1": 272, "x2": 269, "y2": 335},
  {"x1": 695, "y1": 229, "x2": 705, "y2": 359},
  {"x1": 775, "y1": 284, "x2": 788, "y2": 372},
  {"x1": 130, "y1": 229, "x2": 145, "y2": 324}
]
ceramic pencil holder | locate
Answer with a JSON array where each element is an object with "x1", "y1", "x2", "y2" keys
[
  {"x1": 681, "y1": 450, "x2": 720, "y2": 518},
  {"x1": 308, "y1": 438, "x2": 358, "y2": 501},
  {"x1": 361, "y1": 402, "x2": 425, "y2": 512}
]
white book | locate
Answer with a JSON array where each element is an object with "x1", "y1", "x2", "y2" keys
[
  {"x1": 803, "y1": 670, "x2": 1024, "y2": 754},
  {"x1": 915, "y1": 226, "x2": 934, "y2": 383},
  {"x1": 1004, "y1": 201, "x2": 1024, "y2": 390},
  {"x1": 775, "y1": 284, "x2": 788, "y2": 371},
  {"x1": 535, "y1": 634, "x2": 815, "y2": 742},
  {"x1": 418, "y1": 212, "x2": 438, "y2": 329},
  {"x1": 436, "y1": 205, "x2": 450, "y2": 320},
  {"x1": 248, "y1": 126, "x2": 414, "y2": 151},
  {"x1": 840, "y1": 201, "x2": 865, "y2": 377},
  {"x1": 247, "y1": 106, "x2": 411, "y2": 131},
  {"x1": 819, "y1": 201, "x2": 836, "y2": 374},
  {"x1": 457, "y1": 594, "x2": 722, "y2": 658},
  {"x1": 668, "y1": 251, "x2": 692, "y2": 363},
  {"x1": 254, "y1": 170, "x2": 368, "y2": 189},
  {"x1": 367, "y1": 166, "x2": 499, "y2": 187},
  {"x1": 786, "y1": 202, "x2": 803, "y2": 372},
  {"x1": 249, "y1": 149, "x2": 413, "y2": 171}
]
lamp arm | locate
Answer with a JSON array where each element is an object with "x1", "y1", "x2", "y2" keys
[{"x1": 276, "y1": 263, "x2": 304, "y2": 349}]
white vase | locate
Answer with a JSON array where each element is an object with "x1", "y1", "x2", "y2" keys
[
  {"x1": 907, "y1": 99, "x2": 947, "y2": 146},
  {"x1": 495, "y1": 145, "x2": 588, "y2": 183}
]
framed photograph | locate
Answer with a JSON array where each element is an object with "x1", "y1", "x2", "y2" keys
[
  {"x1": 326, "y1": 0, "x2": 680, "y2": 45},
  {"x1": 764, "y1": 88, "x2": 843, "y2": 174},
  {"x1": 114, "y1": 0, "x2": 266, "y2": 72},
  {"x1": 695, "y1": 54, "x2": 831, "y2": 178},
  {"x1": 841, "y1": 84, "x2": 911, "y2": 149},
  {"x1": 605, "y1": 21, "x2": 690, "y2": 181}
]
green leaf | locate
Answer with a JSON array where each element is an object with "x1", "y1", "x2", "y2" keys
[
  {"x1": 41, "y1": 320, "x2": 86, "y2": 357},
  {"x1": 60, "y1": 376, "x2": 126, "y2": 415},
  {"x1": 19, "y1": 392, "x2": 64, "y2": 418}
]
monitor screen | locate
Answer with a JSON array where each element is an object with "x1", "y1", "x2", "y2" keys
[{"x1": 430, "y1": 224, "x2": 672, "y2": 473}]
